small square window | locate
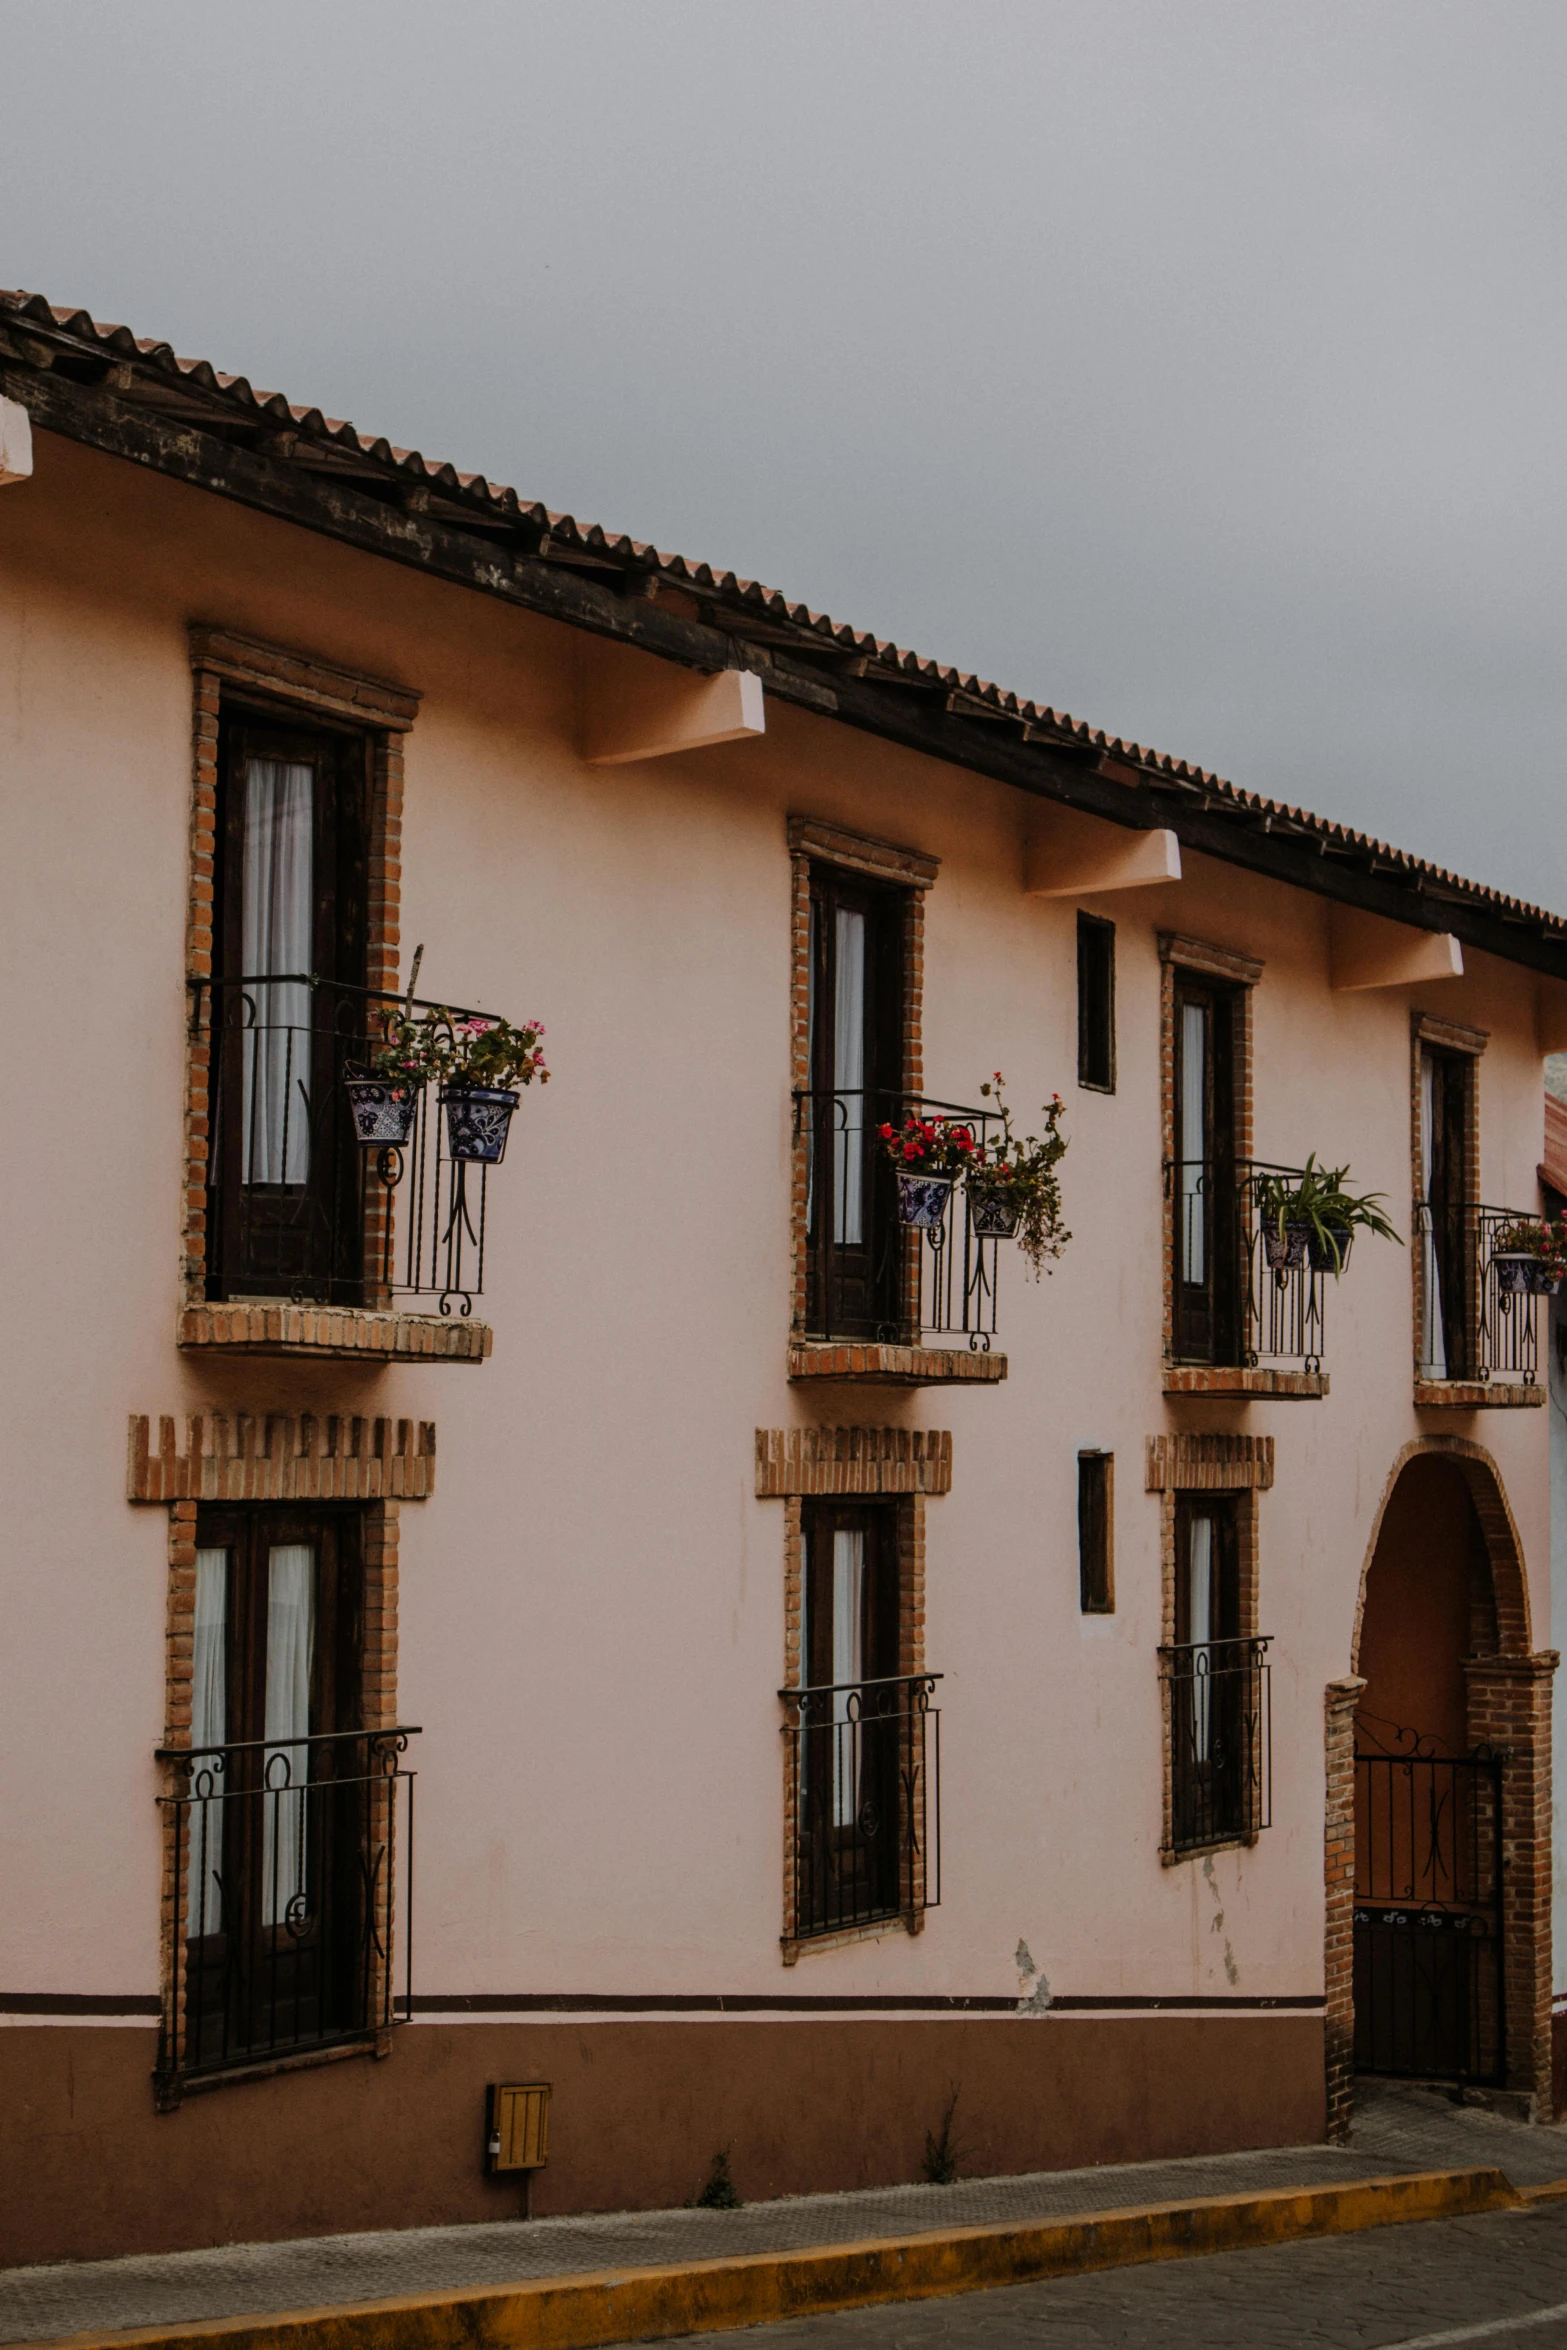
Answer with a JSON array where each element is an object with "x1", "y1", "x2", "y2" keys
[
  {"x1": 1077, "y1": 912, "x2": 1115, "y2": 1092},
  {"x1": 1077, "y1": 1451, "x2": 1114, "y2": 1613}
]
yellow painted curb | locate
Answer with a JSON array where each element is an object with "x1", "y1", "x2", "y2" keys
[{"x1": 20, "y1": 2168, "x2": 1520, "y2": 2350}]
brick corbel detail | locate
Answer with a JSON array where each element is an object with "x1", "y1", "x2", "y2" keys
[
  {"x1": 785, "y1": 815, "x2": 940, "y2": 892},
  {"x1": 1412, "y1": 1010, "x2": 1489, "y2": 1058},
  {"x1": 1146, "y1": 1432, "x2": 1275, "y2": 1492},
  {"x1": 757, "y1": 1427, "x2": 952, "y2": 1496},
  {"x1": 130, "y1": 1412, "x2": 436, "y2": 1503},
  {"x1": 1465, "y1": 1650, "x2": 1559, "y2": 2112},
  {"x1": 1157, "y1": 931, "x2": 1264, "y2": 988},
  {"x1": 1323, "y1": 1674, "x2": 1366, "y2": 2142},
  {"x1": 187, "y1": 626, "x2": 420, "y2": 732}
]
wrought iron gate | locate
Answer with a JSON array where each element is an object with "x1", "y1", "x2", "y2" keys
[{"x1": 1353, "y1": 1728, "x2": 1503, "y2": 2084}]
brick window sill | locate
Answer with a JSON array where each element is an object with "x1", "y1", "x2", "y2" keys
[
  {"x1": 781, "y1": 1915, "x2": 923, "y2": 1965},
  {"x1": 1162, "y1": 1365, "x2": 1328, "y2": 1400},
  {"x1": 156, "y1": 2030, "x2": 389, "y2": 2112},
  {"x1": 179, "y1": 1302, "x2": 492, "y2": 1365},
  {"x1": 788, "y1": 1342, "x2": 1007, "y2": 1387},
  {"x1": 1414, "y1": 1378, "x2": 1543, "y2": 1410},
  {"x1": 1161, "y1": 1834, "x2": 1261, "y2": 1869}
]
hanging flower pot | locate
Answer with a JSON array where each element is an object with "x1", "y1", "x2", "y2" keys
[
  {"x1": 1262, "y1": 1221, "x2": 1310, "y2": 1273},
  {"x1": 1306, "y1": 1225, "x2": 1354, "y2": 1275},
  {"x1": 894, "y1": 1167, "x2": 955, "y2": 1230},
  {"x1": 1493, "y1": 1252, "x2": 1561, "y2": 1298},
  {"x1": 967, "y1": 1183, "x2": 1022, "y2": 1240},
  {"x1": 343, "y1": 1074, "x2": 420, "y2": 1148},
  {"x1": 442, "y1": 1085, "x2": 520, "y2": 1164}
]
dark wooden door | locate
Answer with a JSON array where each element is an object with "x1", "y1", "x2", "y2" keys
[
  {"x1": 799, "y1": 1500, "x2": 902, "y2": 1929},
  {"x1": 804, "y1": 868, "x2": 906, "y2": 1339},
  {"x1": 1172, "y1": 978, "x2": 1241, "y2": 1363},
  {"x1": 1170, "y1": 1496, "x2": 1248, "y2": 1846},
  {"x1": 1422, "y1": 1047, "x2": 1473, "y2": 1380},
  {"x1": 183, "y1": 1507, "x2": 366, "y2": 2071},
  {"x1": 210, "y1": 713, "x2": 368, "y2": 1302}
]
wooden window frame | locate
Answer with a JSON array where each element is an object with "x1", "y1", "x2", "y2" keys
[
  {"x1": 787, "y1": 819, "x2": 936, "y2": 1346},
  {"x1": 1076, "y1": 911, "x2": 1116, "y2": 1094},
  {"x1": 1148, "y1": 1432, "x2": 1269, "y2": 1862},
  {"x1": 182, "y1": 629, "x2": 416, "y2": 1321},
  {"x1": 1077, "y1": 1449, "x2": 1115, "y2": 1614}
]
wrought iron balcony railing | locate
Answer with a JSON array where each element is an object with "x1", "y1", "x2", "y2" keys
[
  {"x1": 779, "y1": 1672, "x2": 941, "y2": 1941},
  {"x1": 1160, "y1": 1636, "x2": 1272, "y2": 1854},
  {"x1": 193, "y1": 974, "x2": 503, "y2": 1314},
  {"x1": 156, "y1": 1725, "x2": 418, "y2": 2091},
  {"x1": 794, "y1": 1088, "x2": 1006, "y2": 1349},
  {"x1": 1167, "y1": 1160, "x2": 1332, "y2": 1372},
  {"x1": 1414, "y1": 1200, "x2": 1547, "y2": 1386}
]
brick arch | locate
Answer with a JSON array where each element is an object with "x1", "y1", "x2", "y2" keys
[
  {"x1": 1323, "y1": 1436, "x2": 1553, "y2": 2139},
  {"x1": 1348, "y1": 1434, "x2": 1532, "y2": 1670}
]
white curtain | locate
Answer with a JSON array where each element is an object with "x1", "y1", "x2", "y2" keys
[
  {"x1": 1420, "y1": 1050, "x2": 1448, "y2": 1379},
  {"x1": 186, "y1": 1548, "x2": 228, "y2": 1939},
  {"x1": 830, "y1": 1528, "x2": 866, "y2": 1828},
  {"x1": 241, "y1": 757, "x2": 314, "y2": 1186},
  {"x1": 833, "y1": 909, "x2": 866, "y2": 1245},
  {"x1": 1187, "y1": 1514, "x2": 1214, "y2": 1763},
  {"x1": 262, "y1": 1544, "x2": 315, "y2": 1927},
  {"x1": 1179, "y1": 1001, "x2": 1207, "y2": 1283}
]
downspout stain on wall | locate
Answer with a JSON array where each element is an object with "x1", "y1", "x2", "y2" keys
[{"x1": 1203, "y1": 1853, "x2": 1241, "y2": 1987}]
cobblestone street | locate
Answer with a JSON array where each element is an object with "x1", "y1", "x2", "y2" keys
[{"x1": 644, "y1": 2200, "x2": 1567, "y2": 2350}]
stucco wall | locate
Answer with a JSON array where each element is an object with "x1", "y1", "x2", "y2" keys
[{"x1": 0, "y1": 433, "x2": 1553, "y2": 2221}]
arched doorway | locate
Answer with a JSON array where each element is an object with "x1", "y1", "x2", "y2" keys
[{"x1": 1325, "y1": 1439, "x2": 1553, "y2": 2126}]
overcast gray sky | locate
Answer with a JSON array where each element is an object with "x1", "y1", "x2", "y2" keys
[{"x1": 3, "y1": 1, "x2": 1565, "y2": 908}]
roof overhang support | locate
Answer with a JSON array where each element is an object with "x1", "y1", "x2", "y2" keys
[
  {"x1": 1024, "y1": 803, "x2": 1181, "y2": 897},
  {"x1": 581, "y1": 639, "x2": 764, "y2": 765},
  {"x1": 1329, "y1": 907, "x2": 1463, "y2": 991},
  {"x1": 8, "y1": 355, "x2": 1567, "y2": 985},
  {"x1": 0, "y1": 395, "x2": 32, "y2": 485}
]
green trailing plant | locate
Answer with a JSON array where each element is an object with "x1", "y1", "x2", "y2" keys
[
  {"x1": 1254, "y1": 1155, "x2": 1400, "y2": 1274},
  {"x1": 971, "y1": 1075, "x2": 1071, "y2": 1278},
  {"x1": 693, "y1": 2151, "x2": 741, "y2": 2210},
  {"x1": 921, "y1": 2086, "x2": 963, "y2": 2186},
  {"x1": 370, "y1": 1006, "x2": 549, "y2": 1094}
]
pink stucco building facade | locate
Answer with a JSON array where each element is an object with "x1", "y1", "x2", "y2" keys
[{"x1": 2, "y1": 290, "x2": 1564, "y2": 2266}]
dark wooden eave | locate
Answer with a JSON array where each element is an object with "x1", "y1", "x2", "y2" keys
[{"x1": 7, "y1": 347, "x2": 1567, "y2": 985}]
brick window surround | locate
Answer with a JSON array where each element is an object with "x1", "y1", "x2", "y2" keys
[
  {"x1": 134, "y1": 1410, "x2": 432, "y2": 2102},
  {"x1": 1155, "y1": 934, "x2": 1323, "y2": 1400},
  {"x1": 178, "y1": 629, "x2": 487, "y2": 1365},
  {"x1": 1408, "y1": 1012, "x2": 1528, "y2": 1408},
  {"x1": 758, "y1": 1426, "x2": 945, "y2": 1959},
  {"x1": 1147, "y1": 1433, "x2": 1271, "y2": 1863},
  {"x1": 1324, "y1": 1434, "x2": 1557, "y2": 2132},
  {"x1": 785, "y1": 819, "x2": 1003, "y2": 1388}
]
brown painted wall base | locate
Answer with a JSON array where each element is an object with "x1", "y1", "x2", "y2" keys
[{"x1": 1, "y1": 2015, "x2": 1325, "y2": 2269}]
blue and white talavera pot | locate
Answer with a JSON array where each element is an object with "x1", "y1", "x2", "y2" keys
[
  {"x1": 894, "y1": 1167, "x2": 955, "y2": 1230},
  {"x1": 968, "y1": 1186, "x2": 1022, "y2": 1240},
  {"x1": 343, "y1": 1075, "x2": 420, "y2": 1147},
  {"x1": 1493, "y1": 1252, "x2": 1560, "y2": 1298},
  {"x1": 442, "y1": 1085, "x2": 520, "y2": 1164}
]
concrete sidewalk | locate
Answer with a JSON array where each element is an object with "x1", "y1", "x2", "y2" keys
[{"x1": 3, "y1": 2082, "x2": 1565, "y2": 2347}]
